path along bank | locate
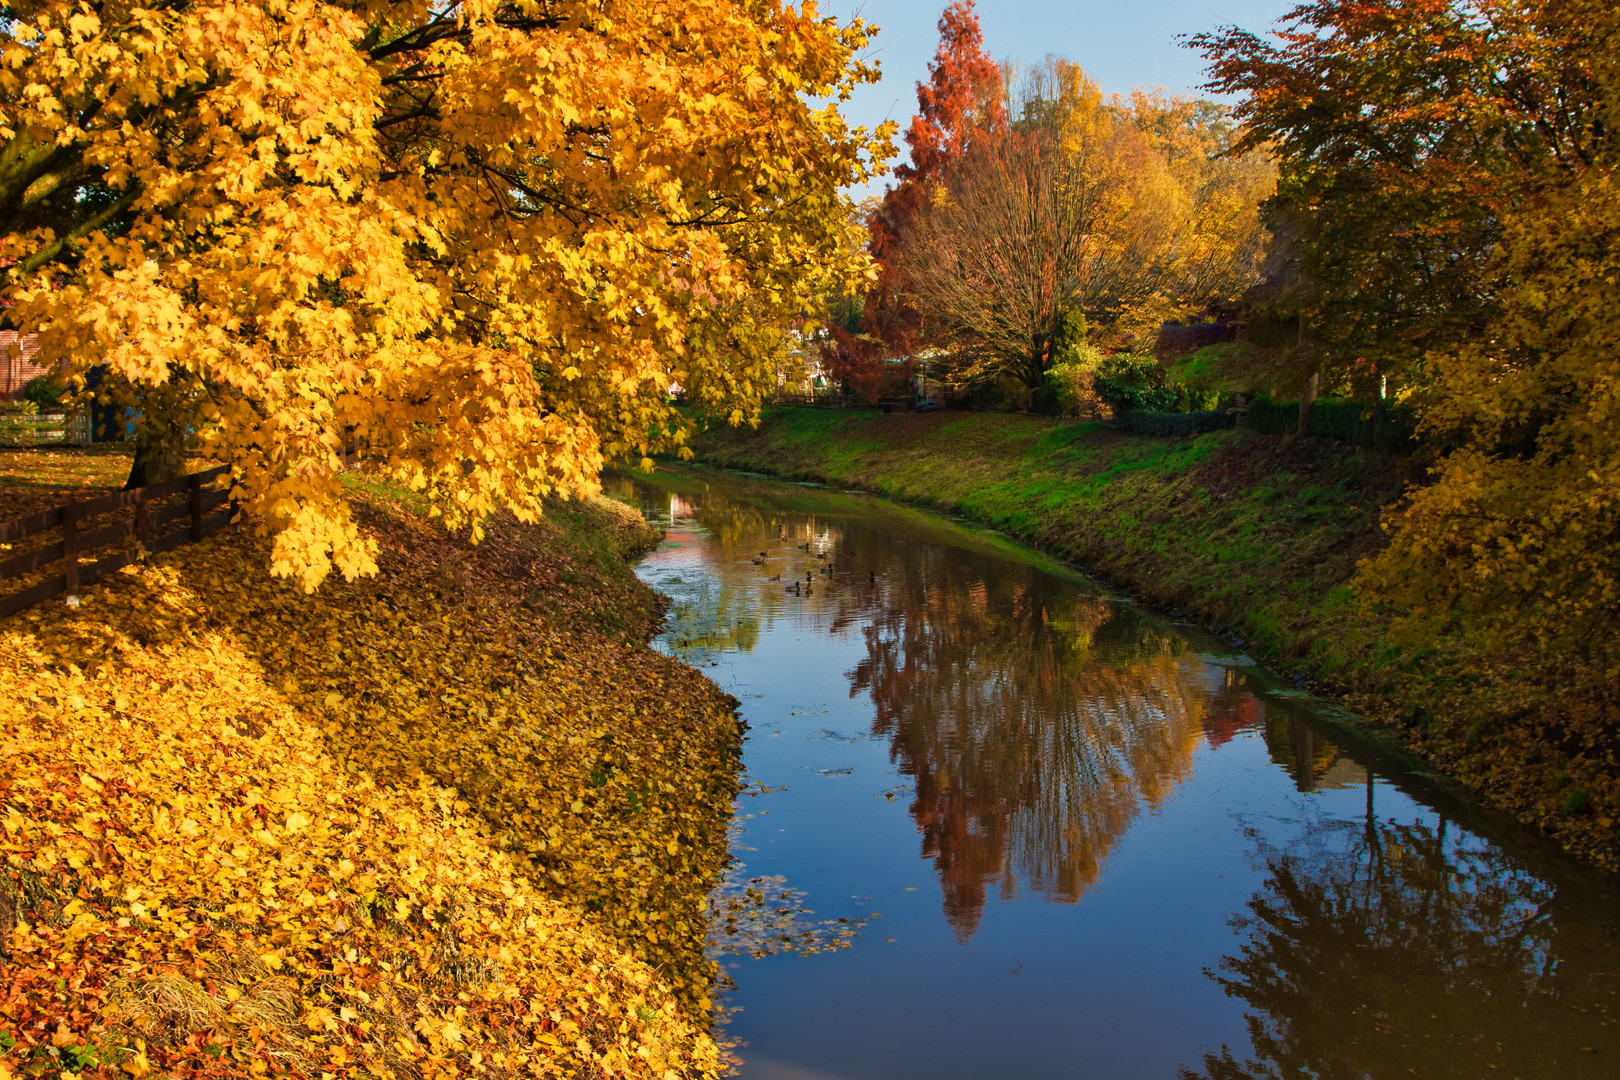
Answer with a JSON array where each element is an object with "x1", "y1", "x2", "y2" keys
[
  {"x1": 0, "y1": 448, "x2": 739, "y2": 1080},
  {"x1": 682, "y1": 406, "x2": 1620, "y2": 872}
]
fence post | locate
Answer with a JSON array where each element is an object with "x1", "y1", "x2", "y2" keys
[
  {"x1": 135, "y1": 487, "x2": 150, "y2": 551},
  {"x1": 189, "y1": 473, "x2": 203, "y2": 542},
  {"x1": 62, "y1": 501, "x2": 79, "y2": 606}
]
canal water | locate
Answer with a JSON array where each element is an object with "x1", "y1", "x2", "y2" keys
[{"x1": 608, "y1": 464, "x2": 1620, "y2": 1080}]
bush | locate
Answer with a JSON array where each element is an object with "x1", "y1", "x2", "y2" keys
[
  {"x1": 946, "y1": 374, "x2": 1033, "y2": 412},
  {"x1": 1246, "y1": 395, "x2": 1417, "y2": 451},
  {"x1": 0, "y1": 398, "x2": 39, "y2": 444},
  {"x1": 1095, "y1": 351, "x2": 1219, "y2": 414},
  {"x1": 22, "y1": 373, "x2": 65, "y2": 410},
  {"x1": 1040, "y1": 336, "x2": 1107, "y2": 417},
  {"x1": 1114, "y1": 409, "x2": 1230, "y2": 437}
]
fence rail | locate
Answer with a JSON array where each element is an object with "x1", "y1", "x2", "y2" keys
[
  {"x1": 0, "y1": 464, "x2": 233, "y2": 618},
  {"x1": 0, "y1": 412, "x2": 91, "y2": 446}
]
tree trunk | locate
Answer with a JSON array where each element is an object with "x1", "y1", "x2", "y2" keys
[
  {"x1": 1295, "y1": 315, "x2": 1316, "y2": 436},
  {"x1": 1297, "y1": 370, "x2": 1319, "y2": 436},
  {"x1": 1020, "y1": 330, "x2": 1055, "y2": 391},
  {"x1": 124, "y1": 434, "x2": 185, "y2": 490}
]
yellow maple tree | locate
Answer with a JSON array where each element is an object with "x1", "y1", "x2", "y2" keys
[{"x1": 0, "y1": 0, "x2": 891, "y2": 589}]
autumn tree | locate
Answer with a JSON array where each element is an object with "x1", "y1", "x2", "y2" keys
[
  {"x1": 901, "y1": 61, "x2": 1267, "y2": 391},
  {"x1": 854, "y1": 0, "x2": 1003, "y2": 363},
  {"x1": 1358, "y1": 0, "x2": 1620, "y2": 675},
  {"x1": 0, "y1": 0, "x2": 890, "y2": 589},
  {"x1": 1123, "y1": 90, "x2": 1275, "y2": 329},
  {"x1": 1190, "y1": 0, "x2": 1600, "y2": 402}
]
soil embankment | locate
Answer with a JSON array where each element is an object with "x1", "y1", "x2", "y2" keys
[
  {"x1": 683, "y1": 407, "x2": 1620, "y2": 871},
  {"x1": 1, "y1": 448, "x2": 739, "y2": 1079}
]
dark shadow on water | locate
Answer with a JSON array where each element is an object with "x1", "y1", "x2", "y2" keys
[{"x1": 1185, "y1": 800, "x2": 1620, "y2": 1079}]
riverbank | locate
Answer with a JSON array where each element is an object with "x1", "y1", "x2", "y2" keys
[
  {"x1": 682, "y1": 407, "x2": 1620, "y2": 871},
  {"x1": 0, "y1": 448, "x2": 739, "y2": 1079}
]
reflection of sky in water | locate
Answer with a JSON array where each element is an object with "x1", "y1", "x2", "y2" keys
[{"x1": 612, "y1": 466, "x2": 1620, "y2": 1080}]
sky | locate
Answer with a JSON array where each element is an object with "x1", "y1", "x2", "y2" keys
[{"x1": 831, "y1": 0, "x2": 1300, "y2": 193}]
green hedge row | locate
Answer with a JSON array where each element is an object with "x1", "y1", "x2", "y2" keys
[
  {"x1": 1246, "y1": 396, "x2": 1417, "y2": 452},
  {"x1": 1113, "y1": 409, "x2": 1230, "y2": 438}
]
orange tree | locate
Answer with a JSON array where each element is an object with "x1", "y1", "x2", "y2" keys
[
  {"x1": 1190, "y1": 0, "x2": 1601, "y2": 399},
  {"x1": 855, "y1": 0, "x2": 1003, "y2": 363},
  {"x1": 0, "y1": 0, "x2": 891, "y2": 589},
  {"x1": 900, "y1": 61, "x2": 1269, "y2": 392}
]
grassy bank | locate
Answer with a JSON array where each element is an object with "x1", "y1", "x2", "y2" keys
[
  {"x1": 1, "y1": 448, "x2": 739, "y2": 1079},
  {"x1": 684, "y1": 407, "x2": 1620, "y2": 871}
]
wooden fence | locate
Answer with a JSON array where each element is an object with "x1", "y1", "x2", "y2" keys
[
  {"x1": 0, "y1": 411, "x2": 90, "y2": 446},
  {"x1": 0, "y1": 464, "x2": 233, "y2": 618}
]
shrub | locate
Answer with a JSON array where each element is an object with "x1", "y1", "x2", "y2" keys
[
  {"x1": 1096, "y1": 351, "x2": 1219, "y2": 414},
  {"x1": 0, "y1": 398, "x2": 39, "y2": 444},
  {"x1": 22, "y1": 373, "x2": 65, "y2": 410},
  {"x1": 1038, "y1": 353, "x2": 1105, "y2": 417}
]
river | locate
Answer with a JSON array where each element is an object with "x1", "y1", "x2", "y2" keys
[{"x1": 608, "y1": 464, "x2": 1620, "y2": 1080}]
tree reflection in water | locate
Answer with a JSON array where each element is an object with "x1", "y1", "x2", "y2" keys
[
  {"x1": 621, "y1": 471, "x2": 1248, "y2": 941},
  {"x1": 620, "y1": 468, "x2": 1620, "y2": 1074},
  {"x1": 1185, "y1": 790, "x2": 1620, "y2": 1079},
  {"x1": 850, "y1": 542, "x2": 1209, "y2": 938}
]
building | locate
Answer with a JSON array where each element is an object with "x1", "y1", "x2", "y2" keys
[{"x1": 0, "y1": 332, "x2": 53, "y2": 399}]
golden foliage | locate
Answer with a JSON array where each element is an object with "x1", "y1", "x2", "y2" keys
[
  {"x1": 1359, "y1": 1, "x2": 1620, "y2": 667},
  {"x1": 0, "y1": 0, "x2": 892, "y2": 589},
  {"x1": 0, "y1": 485, "x2": 742, "y2": 1079},
  {"x1": 900, "y1": 60, "x2": 1271, "y2": 388}
]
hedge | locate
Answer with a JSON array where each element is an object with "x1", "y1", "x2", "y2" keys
[
  {"x1": 1113, "y1": 409, "x2": 1230, "y2": 438},
  {"x1": 1246, "y1": 396, "x2": 1417, "y2": 452}
]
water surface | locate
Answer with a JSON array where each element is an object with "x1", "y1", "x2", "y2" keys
[{"x1": 611, "y1": 464, "x2": 1620, "y2": 1080}]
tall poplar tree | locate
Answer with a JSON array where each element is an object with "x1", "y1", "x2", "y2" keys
[{"x1": 859, "y1": 0, "x2": 1003, "y2": 358}]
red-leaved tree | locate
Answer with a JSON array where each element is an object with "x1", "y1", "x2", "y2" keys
[{"x1": 827, "y1": 0, "x2": 1004, "y2": 398}]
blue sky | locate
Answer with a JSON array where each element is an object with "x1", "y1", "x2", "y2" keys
[{"x1": 832, "y1": 0, "x2": 1299, "y2": 190}]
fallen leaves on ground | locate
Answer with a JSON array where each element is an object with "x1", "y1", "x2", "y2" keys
[{"x1": 1, "y1": 468, "x2": 741, "y2": 1079}]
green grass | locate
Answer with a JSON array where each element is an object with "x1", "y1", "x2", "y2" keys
[{"x1": 681, "y1": 408, "x2": 1406, "y2": 682}]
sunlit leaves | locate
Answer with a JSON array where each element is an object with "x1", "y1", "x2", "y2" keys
[
  {"x1": 1357, "y1": 1, "x2": 1620, "y2": 673},
  {"x1": 0, "y1": 0, "x2": 893, "y2": 588},
  {"x1": 0, "y1": 489, "x2": 742, "y2": 1078}
]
